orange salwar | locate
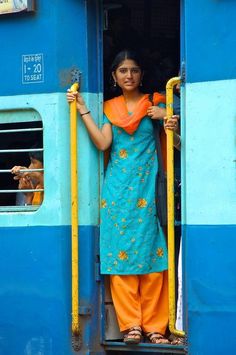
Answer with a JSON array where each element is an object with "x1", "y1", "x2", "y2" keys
[{"x1": 110, "y1": 271, "x2": 168, "y2": 334}]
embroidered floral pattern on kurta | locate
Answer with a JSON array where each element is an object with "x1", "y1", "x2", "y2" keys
[{"x1": 100, "y1": 114, "x2": 168, "y2": 275}]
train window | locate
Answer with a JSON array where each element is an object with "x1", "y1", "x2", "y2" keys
[
  {"x1": 0, "y1": 0, "x2": 35, "y2": 16},
  {"x1": 0, "y1": 110, "x2": 43, "y2": 212}
]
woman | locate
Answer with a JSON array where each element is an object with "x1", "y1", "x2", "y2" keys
[{"x1": 67, "y1": 50, "x2": 170, "y2": 345}]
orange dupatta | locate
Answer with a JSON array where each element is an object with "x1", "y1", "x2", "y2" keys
[{"x1": 103, "y1": 93, "x2": 166, "y2": 135}]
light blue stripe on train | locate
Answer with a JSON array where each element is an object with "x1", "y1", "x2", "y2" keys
[
  {"x1": 0, "y1": 92, "x2": 102, "y2": 227},
  {"x1": 181, "y1": 79, "x2": 236, "y2": 226},
  {"x1": 182, "y1": 77, "x2": 236, "y2": 354}
]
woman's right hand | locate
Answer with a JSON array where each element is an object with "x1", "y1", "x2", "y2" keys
[
  {"x1": 66, "y1": 89, "x2": 88, "y2": 114},
  {"x1": 66, "y1": 89, "x2": 77, "y2": 103}
]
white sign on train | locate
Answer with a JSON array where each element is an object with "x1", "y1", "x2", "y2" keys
[
  {"x1": 22, "y1": 53, "x2": 44, "y2": 84},
  {"x1": 0, "y1": 0, "x2": 35, "y2": 15}
]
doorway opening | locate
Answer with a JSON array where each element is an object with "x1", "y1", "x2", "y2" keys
[
  {"x1": 103, "y1": 0, "x2": 180, "y2": 99},
  {"x1": 102, "y1": 0, "x2": 182, "y2": 348}
]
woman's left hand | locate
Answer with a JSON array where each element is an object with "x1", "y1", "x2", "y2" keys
[{"x1": 147, "y1": 106, "x2": 166, "y2": 120}]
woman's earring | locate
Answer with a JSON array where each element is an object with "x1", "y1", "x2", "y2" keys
[
  {"x1": 140, "y1": 81, "x2": 143, "y2": 87},
  {"x1": 114, "y1": 81, "x2": 117, "y2": 87}
]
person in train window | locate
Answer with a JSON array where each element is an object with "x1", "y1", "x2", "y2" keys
[
  {"x1": 11, "y1": 150, "x2": 44, "y2": 206},
  {"x1": 66, "y1": 50, "x2": 179, "y2": 345}
]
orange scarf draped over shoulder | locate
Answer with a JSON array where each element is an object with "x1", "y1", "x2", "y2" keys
[{"x1": 103, "y1": 93, "x2": 166, "y2": 135}]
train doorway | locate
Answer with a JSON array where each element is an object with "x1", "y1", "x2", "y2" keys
[
  {"x1": 101, "y1": 0, "x2": 183, "y2": 351},
  {"x1": 103, "y1": 0, "x2": 180, "y2": 99}
]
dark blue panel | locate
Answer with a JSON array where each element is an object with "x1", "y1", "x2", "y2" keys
[
  {"x1": 183, "y1": 0, "x2": 236, "y2": 83},
  {"x1": 86, "y1": 0, "x2": 103, "y2": 93},
  {"x1": 0, "y1": 0, "x2": 102, "y2": 96},
  {"x1": 0, "y1": 225, "x2": 104, "y2": 355},
  {"x1": 184, "y1": 225, "x2": 236, "y2": 354}
]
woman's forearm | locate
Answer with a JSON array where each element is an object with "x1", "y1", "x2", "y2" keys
[
  {"x1": 67, "y1": 91, "x2": 112, "y2": 151},
  {"x1": 79, "y1": 112, "x2": 112, "y2": 151}
]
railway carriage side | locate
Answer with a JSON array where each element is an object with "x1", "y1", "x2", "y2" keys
[
  {"x1": 0, "y1": 1, "x2": 236, "y2": 355},
  {"x1": 182, "y1": 1, "x2": 236, "y2": 353}
]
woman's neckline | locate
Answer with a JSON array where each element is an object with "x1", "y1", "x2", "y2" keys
[{"x1": 123, "y1": 93, "x2": 146, "y2": 113}]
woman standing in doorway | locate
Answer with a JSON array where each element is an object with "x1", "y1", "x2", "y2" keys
[{"x1": 67, "y1": 50, "x2": 170, "y2": 345}]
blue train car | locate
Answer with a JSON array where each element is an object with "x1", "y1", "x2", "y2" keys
[{"x1": 0, "y1": 1, "x2": 235, "y2": 354}]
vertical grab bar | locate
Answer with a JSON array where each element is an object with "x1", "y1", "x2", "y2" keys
[
  {"x1": 69, "y1": 83, "x2": 80, "y2": 338},
  {"x1": 166, "y1": 77, "x2": 185, "y2": 337}
]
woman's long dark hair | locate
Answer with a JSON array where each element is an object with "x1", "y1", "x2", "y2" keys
[
  {"x1": 108, "y1": 49, "x2": 147, "y2": 97},
  {"x1": 110, "y1": 49, "x2": 145, "y2": 73}
]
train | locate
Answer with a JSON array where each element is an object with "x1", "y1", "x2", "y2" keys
[{"x1": 0, "y1": 0, "x2": 236, "y2": 354}]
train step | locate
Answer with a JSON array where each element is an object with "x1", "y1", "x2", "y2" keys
[{"x1": 104, "y1": 341, "x2": 186, "y2": 354}]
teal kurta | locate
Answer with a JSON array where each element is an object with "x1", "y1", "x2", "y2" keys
[{"x1": 100, "y1": 114, "x2": 168, "y2": 275}]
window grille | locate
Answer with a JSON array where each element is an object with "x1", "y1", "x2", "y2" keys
[{"x1": 0, "y1": 121, "x2": 44, "y2": 212}]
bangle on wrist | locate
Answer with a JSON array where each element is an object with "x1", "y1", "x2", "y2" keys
[
  {"x1": 174, "y1": 133, "x2": 181, "y2": 147},
  {"x1": 80, "y1": 111, "x2": 90, "y2": 117}
]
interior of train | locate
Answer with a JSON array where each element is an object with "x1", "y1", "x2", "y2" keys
[
  {"x1": 102, "y1": 0, "x2": 181, "y2": 342},
  {"x1": 103, "y1": 0, "x2": 180, "y2": 99},
  {"x1": 0, "y1": 120, "x2": 43, "y2": 208}
]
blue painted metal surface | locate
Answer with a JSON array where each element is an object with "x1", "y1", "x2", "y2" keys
[
  {"x1": 181, "y1": 79, "x2": 236, "y2": 226},
  {"x1": 0, "y1": 0, "x2": 104, "y2": 352},
  {"x1": 184, "y1": 225, "x2": 236, "y2": 354},
  {"x1": 0, "y1": 92, "x2": 101, "y2": 227},
  {"x1": 0, "y1": 225, "x2": 104, "y2": 355},
  {"x1": 1, "y1": 0, "x2": 236, "y2": 354},
  {"x1": 181, "y1": 2, "x2": 236, "y2": 353},
  {"x1": 0, "y1": 0, "x2": 102, "y2": 96},
  {"x1": 183, "y1": 0, "x2": 236, "y2": 83}
]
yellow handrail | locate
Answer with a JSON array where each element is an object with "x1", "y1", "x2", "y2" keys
[
  {"x1": 166, "y1": 77, "x2": 185, "y2": 337},
  {"x1": 69, "y1": 82, "x2": 80, "y2": 336}
]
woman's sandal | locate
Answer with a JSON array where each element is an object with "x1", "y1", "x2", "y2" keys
[
  {"x1": 146, "y1": 332, "x2": 170, "y2": 344},
  {"x1": 124, "y1": 326, "x2": 142, "y2": 344},
  {"x1": 170, "y1": 336, "x2": 184, "y2": 345}
]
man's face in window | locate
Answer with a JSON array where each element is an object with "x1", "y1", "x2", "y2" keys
[
  {"x1": 28, "y1": 158, "x2": 44, "y2": 187},
  {"x1": 29, "y1": 158, "x2": 43, "y2": 170}
]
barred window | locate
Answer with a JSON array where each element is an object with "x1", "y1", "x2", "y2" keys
[{"x1": 0, "y1": 112, "x2": 43, "y2": 212}]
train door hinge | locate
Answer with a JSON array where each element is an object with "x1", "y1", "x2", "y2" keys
[
  {"x1": 95, "y1": 260, "x2": 101, "y2": 282},
  {"x1": 181, "y1": 61, "x2": 186, "y2": 83},
  {"x1": 79, "y1": 306, "x2": 92, "y2": 316}
]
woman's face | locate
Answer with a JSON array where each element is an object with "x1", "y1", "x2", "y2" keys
[{"x1": 112, "y1": 59, "x2": 143, "y2": 93}]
